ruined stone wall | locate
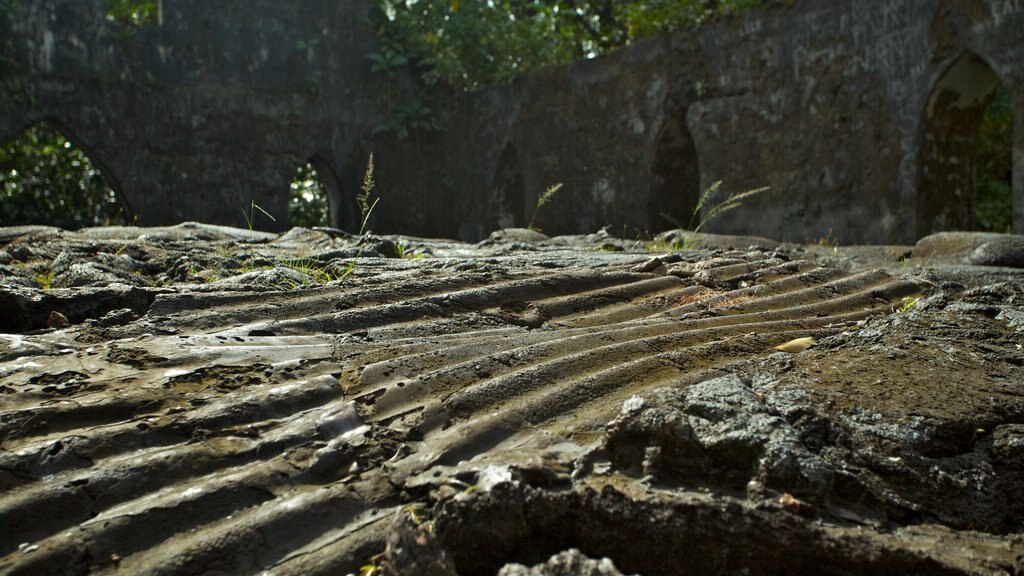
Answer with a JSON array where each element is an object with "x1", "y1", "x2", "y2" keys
[
  {"x1": 0, "y1": 0, "x2": 379, "y2": 231},
  {"x1": 1, "y1": 0, "x2": 1021, "y2": 242},
  {"x1": 400, "y1": 0, "x2": 1022, "y2": 244},
  {"x1": 688, "y1": 0, "x2": 1024, "y2": 242}
]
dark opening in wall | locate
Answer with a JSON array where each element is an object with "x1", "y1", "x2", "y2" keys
[
  {"x1": 288, "y1": 156, "x2": 352, "y2": 230},
  {"x1": 650, "y1": 113, "x2": 700, "y2": 233},
  {"x1": 975, "y1": 86, "x2": 1013, "y2": 233},
  {"x1": 0, "y1": 121, "x2": 129, "y2": 229},
  {"x1": 917, "y1": 52, "x2": 1010, "y2": 237},
  {"x1": 492, "y1": 144, "x2": 525, "y2": 230}
]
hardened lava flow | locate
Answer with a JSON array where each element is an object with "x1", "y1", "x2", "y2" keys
[{"x1": 1, "y1": 224, "x2": 1022, "y2": 575}]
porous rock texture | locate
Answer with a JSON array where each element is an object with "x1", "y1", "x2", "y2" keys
[{"x1": 1, "y1": 224, "x2": 1022, "y2": 575}]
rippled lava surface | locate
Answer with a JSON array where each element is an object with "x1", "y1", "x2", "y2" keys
[{"x1": 1, "y1": 225, "x2": 1022, "y2": 575}]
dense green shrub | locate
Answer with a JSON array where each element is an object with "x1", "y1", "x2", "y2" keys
[
  {"x1": 288, "y1": 163, "x2": 329, "y2": 228},
  {"x1": 0, "y1": 123, "x2": 128, "y2": 229},
  {"x1": 372, "y1": 0, "x2": 781, "y2": 92},
  {"x1": 975, "y1": 87, "x2": 1012, "y2": 233}
]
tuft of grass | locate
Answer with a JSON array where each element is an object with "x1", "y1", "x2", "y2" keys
[
  {"x1": 528, "y1": 182, "x2": 563, "y2": 231},
  {"x1": 359, "y1": 562, "x2": 382, "y2": 576},
  {"x1": 689, "y1": 181, "x2": 771, "y2": 234},
  {"x1": 357, "y1": 153, "x2": 380, "y2": 236},
  {"x1": 395, "y1": 240, "x2": 425, "y2": 260},
  {"x1": 895, "y1": 295, "x2": 919, "y2": 314},
  {"x1": 280, "y1": 257, "x2": 355, "y2": 285},
  {"x1": 34, "y1": 270, "x2": 55, "y2": 289},
  {"x1": 655, "y1": 181, "x2": 771, "y2": 252},
  {"x1": 242, "y1": 200, "x2": 276, "y2": 241}
]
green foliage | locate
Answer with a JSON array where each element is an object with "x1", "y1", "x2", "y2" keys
[
  {"x1": 895, "y1": 295, "x2": 918, "y2": 314},
  {"x1": 372, "y1": 0, "x2": 777, "y2": 93},
  {"x1": 34, "y1": 270, "x2": 54, "y2": 289},
  {"x1": 0, "y1": 0, "x2": 16, "y2": 19},
  {"x1": 371, "y1": 96, "x2": 436, "y2": 140},
  {"x1": 0, "y1": 123, "x2": 128, "y2": 228},
  {"x1": 975, "y1": 86, "x2": 1012, "y2": 233},
  {"x1": 105, "y1": 0, "x2": 158, "y2": 26},
  {"x1": 280, "y1": 257, "x2": 354, "y2": 285},
  {"x1": 366, "y1": 0, "x2": 778, "y2": 136},
  {"x1": 288, "y1": 163, "x2": 329, "y2": 228},
  {"x1": 395, "y1": 240, "x2": 425, "y2": 259}
]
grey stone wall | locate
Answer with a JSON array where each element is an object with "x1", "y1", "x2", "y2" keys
[
  {"x1": 0, "y1": 0, "x2": 380, "y2": 231},
  {"x1": 398, "y1": 0, "x2": 1023, "y2": 243},
  {"x1": 1, "y1": 0, "x2": 1021, "y2": 242}
]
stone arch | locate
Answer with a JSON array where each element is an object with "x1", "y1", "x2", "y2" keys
[
  {"x1": 0, "y1": 118, "x2": 131, "y2": 227},
  {"x1": 650, "y1": 110, "x2": 700, "y2": 232},
  {"x1": 307, "y1": 155, "x2": 358, "y2": 231},
  {"x1": 491, "y1": 144, "x2": 525, "y2": 230},
  {"x1": 916, "y1": 52, "x2": 1008, "y2": 237},
  {"x1": 288, "y1": 155, "x2": 351, "y2": 229}
]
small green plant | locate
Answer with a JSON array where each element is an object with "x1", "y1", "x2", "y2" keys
[
  {"x1": 280, "y1": 257, "x2": 354, "y2": 285},
  {"x1": 895, "y1": 295, "x2": 919, "y2": 314},
  {"x1": 242, "y1": 200, "x2": 276, "y2": 241},
  {"x1": 528, "y1": 182, "x2": 563, "y2": 231},
  {"x1": 296, "y1": 38, "x2": 319, "y2": 62},
  {"x1": 34, "y1": 270, "x2": 55, "y2": 289},
  {"x1": 394, "y1": 240, "x2": 425, "y2": 260},
  {"x1": 357, "y1": 154, "x2": 380, "y2": 236},
  {"x1": 359, "y1": 562, "x2": 382, "y2": 576}
]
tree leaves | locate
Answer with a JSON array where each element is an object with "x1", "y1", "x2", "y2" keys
[
  {"x1": 0, "y1": 124, "x2": 127, "y2": 228},
  {"x1": 372, "y1": 0, "x2": 774, "y2": 92}
]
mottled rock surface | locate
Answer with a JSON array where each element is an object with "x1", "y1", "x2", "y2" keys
[{"x1": 1, "y1": 224, "x2": 1022, "y2": 575}]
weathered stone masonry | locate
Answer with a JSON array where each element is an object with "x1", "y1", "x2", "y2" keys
[
  {"x1": 1, "y1": 0, "x2": 1021, "y2": 242},
  {"x1": 0, "y1": 0, "x2": 381, "y2": 231}
]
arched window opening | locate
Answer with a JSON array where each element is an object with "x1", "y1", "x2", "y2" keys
[
  {"x1": 492, "y1": 144, "x2": 525, "y2": 230},
  {"x1": 975, "y1": 86, "x2": 1012, "y2": 233},
  {"x1": 0, "y1": 121, "x2": 128, "y2": 229},
  {"x1": 288, "y1": 161, "x2": 330, "y2": 228},
  {"x1": 917, "y1": 53, "x2": 1007, "y2": 237},
  {"x1": 288, "y1": 156, "x2": 351, "y2": 230},
  {"x1": 650, "y1": 113, "x2": 700, "y2": 233}
]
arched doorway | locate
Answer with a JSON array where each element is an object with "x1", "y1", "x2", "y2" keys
[
  {"x1": 491, "y1": 144, "x2": 525, "y2": 230},
  {"x1": 650, "y1": 112, "x2": 700, "y2": 233},
  {"x1": 917, "y1": 52, "x2": 1011, "y2": 236},
  {"x1": 287, "y1": 155, "x2": 354, "y2": 231},
  {"x1": 0, "y1": 120, "x2": 129, "y2": 228}
]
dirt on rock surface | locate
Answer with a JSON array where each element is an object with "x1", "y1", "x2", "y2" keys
[{"x1": 0, "y1": 223, "x2": 1022, "y2": 575}]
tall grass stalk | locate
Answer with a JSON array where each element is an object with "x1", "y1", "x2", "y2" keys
[
  {"x1": 688, "y1": 181, "x2": 770, "y2": 233},
  {"x1": 242, "y1": 200, "x2": 276, "y2": 242},
  {"x1": 357, "y1": 153, "x2": 379, "y2": 236},
  {"x1": 528, "y1": 182, "x2": 563, "y2": 231}
]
